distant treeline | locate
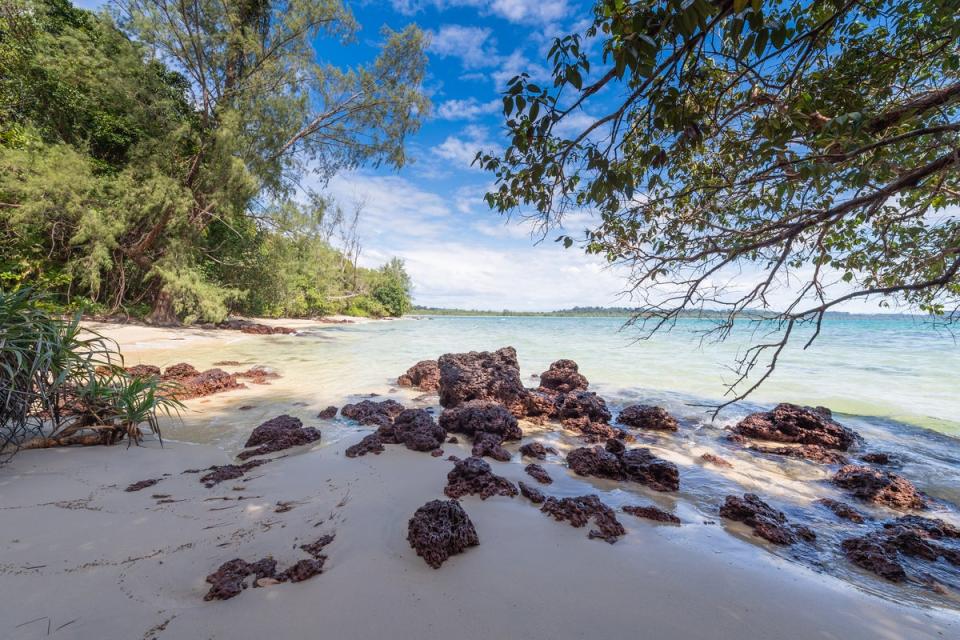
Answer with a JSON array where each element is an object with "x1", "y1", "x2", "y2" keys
[{"x1": 411, "y1": 306, "x2": 772, "y2": 318}]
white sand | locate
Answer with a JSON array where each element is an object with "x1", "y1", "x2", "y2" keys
[{"x1": 0, "y1": 438, "x2": 955, "y2": 640}]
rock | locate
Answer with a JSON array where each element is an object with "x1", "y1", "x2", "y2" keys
[
  {"x1": 885, "y1": 515, "x2": 960, "y2": 539},
  {"x1": 217, "y1": 319, "x2": 297, "y2": 335},
  {"x1": 235, "y1": 366, "x2": 280, "y2": 384},
  {"x1": 447, "y1": 436, "x2": 459, "y2": 444},
  {"x1": 397, "y1": 360, "x2": 441, "y2": 391},
  {"x1": 700, "y1": 453, "x2": 733, "y2": 468},
  {"x1": 125, "y1": 478, "x2": 161, "y2": 492},
  {"x1": 623, "y1": 504, "x2": 681, "y2": 524},
  {"x1": 238, "y1": 415, "x2": 320, "y2": 460},
  {"x1": 731, "y1": 403, "x2": 859, "y2": 450},
  {"x1": 204, "y1": 557, "x2": 279, "y2": 600},
  {"x1": 278, "y1": 558, "x2": 324, "y2": 582},
  {"x1": 439, "y1": 400, "x2": 522, "y2": 440},
  {"x1": 861, "y1": 452, "x2": 893, "y2": 465},
  {"x1": 567, "y1": 443, "x2": 679, "y2": 492},
  {"x1": 317, "y1": 405, "x2": 338, "y2": 419},
  {"x1": 524, "y1": 463, "x2": 553, "y2": 485},
  {"x1": 617, "y1": 405, "x2": 679, "y2": 431},
  {"x1": 816, "y1": 498, "x2": 868, "y2": 523},
  {"x1": 392, "y1": 409, "x2": 446, "y2": 452},
  {"x1": 471, "y1": 431, "x2": 512, "y2": 461},
  {"x1": 300, "y1": 534, "x2": 335, "y2": 558},
  {"x1": 199, "y1": 460, "x2": 269, "y2": 487},
  {"x1": 519, "y1": 481, "x2": 546, "y2": 504},
  {"x1": 557, "y1": 391, "x2": 612, "y2": 425},
  {"x1": 842, "y1": 536, "x2": 907, "y2": 582},
  {"x1": 407, "y1": 499, "x2": 479, "y2": 569},
  {"x1": 345, "y1": 434, "x2": 384, "y2": 458},
  {"x1": 431, "y1": 449, "x2": 444, "y2": 457},
  {"x1": 524, "y1": 390, "x2": 560, "y2": 418},
  {"x1": 719, "y1": 494, "x2": 812, "y2": 545},
  {"x1": 438, "y1": 347, "x2": 529, "y2": 416},
  {"x1": 538, "y1": 359, "x2": 589, "y2": 394},
  {"x1": 748, "y1": 444, "x2": 848, "y2": 465},
  {"x1": 541, "y1": 494, "x2": 626, "y2": 543},
  {"x1": 519, "y1": 441, "x2": 558, "y2": 459},
  {"x1": 163, "y1": 362, "x2": 199, "y2": 380},
  {"x1": 444, "y1": 456, "x2": 518, "y2": 500},
  {"x1": 832, "y1": 465, "x2": 927, "y2": 510},
  {"x1": 125, "y1": 364, "x2": 161, "y2": 379},
  {"x1": 563, "y1": 416, "x2": 618, "y2": 442},
  {"x1": 340, "y1": 399, "x2": 405, "y2": 427}
]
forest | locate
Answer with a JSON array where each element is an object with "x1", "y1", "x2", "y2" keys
[{"x1": 0, "y1": 0, "x2": 423, "y2": 322}]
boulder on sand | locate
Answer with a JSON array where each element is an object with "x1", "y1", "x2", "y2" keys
[
  {"x1": 567, "y1": 441, "x2": 679, "y2": 492},
  {"x1": 444, "y1": 456, "x2": 518, "y2": 500},
  {"x1": 519, "y1": 441, "x2": 558, "y2": 460},
  {"x1": 720, "y1": 493, "x2": 814, "y2": 545},
  {"x1": 407, "y1": 499, "x2": 479, "y2": 569},
  {"x1": 731, "y1": 403, "x2": 859, "y2": 450},
  {"x1": 540, "y1": 494, "x2": 626, "y2": 543},
  {"x1": 617, "y1": 405, "x2": 679, "y2": 432},
  {"x1": 438, "y1": 347, "x2": 528, "y2": 417},
  {"x1": 841, "y1": 515, "x2": 960, "y2": 582},
  {"x1": 238, "y1": 415, "x2": 321, "y2": 460},
  {"x1": 391, "y1": 409, "x2": 446, "y2": 452},
  {"x1": 397, "y1": 360, "x2": 441, "y2": 391},
  {"x1": 438, "y1": 400, "x2": 521, "y2": 440},
  {"x1": 340, "y1": 399, "x2": 405, "y2": 427}
]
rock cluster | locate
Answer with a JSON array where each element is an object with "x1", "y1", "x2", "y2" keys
[
  {"x1": 397, "y1": 360, "x2": 441, "y2": 391},
  {"x1": 842, "y1": 516, "x2": 960, "y2": 582},
  {"x1": 345, "y1": 409, "x2": 445, "y2": 456},
  {"x1": 617, "y1": 405, "x2": 679, "y2": 431},
  {"x1": 719, "y1": 494, "x2": 815, "y2": 545},
  {"x1": 439, "y1": 400, "x2": 521, "y2": 462},
  {"x1": 832, "y1": 465, "x2": 927, "y2": 510},
  {"x1": 541, "y1": 494, "x2": 626, "y2": 543},
  {"x1": 567, "y1": 440, "x2": 679, "y2": 492},
  {"x1": 217, "y1": 319, "x2": 297, "y2": 335},
  {"x1": 731, "y1": 403, "x2": 859, "y2": 450},
  {"x1": 340, "y1": 399, "x2": 405, "y2": 427},
  {"x1": 622, "y1": 504, "x2": 681, "y2": 524},
  {"x1": 444, "y1": 456, "x2": 518, "y2": 500},
  {"x1": 238, "y1": 415, "x2": 320, "y2": 460},
  {"x1": 815, "y1": 498, "x2": 868, "y2": 523},
  {"x1": 203, "y1": 550, "x2": 326, "y2": 600},
  {"x1": 407, "y1": 499, "x2": 479, "y2": 568},
  {"x1": 438, "y1": 347, "x2": 529, "y2": 417}
]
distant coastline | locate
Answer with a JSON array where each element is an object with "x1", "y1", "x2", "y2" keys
[{"x1": 411, "y1": 306, "x2": 926, "y2": 319}]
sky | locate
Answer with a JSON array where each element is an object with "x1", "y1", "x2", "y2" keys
[{"x1": 72, "y1": 0, "x2": 917, "y2": 313}]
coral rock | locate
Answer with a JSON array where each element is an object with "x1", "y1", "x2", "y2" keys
[
  {"x1": 238, "y1": 415, "x2": 320, "y2": 459},
  {"x1": 439, "y1": 399, "x2": 522, "y2": 440},
  {"x1": 816, "y1": 498, "x2": 868, "y2": 523},
  {"x1": 748, "y1": 444, "x2": 848, "y2": 465},
  {"x1": 541, "y1": 494, "x2": 626, "y2": 543},
  {"x1": 397, "y1": 360, "x2": 441, "y2": 391},
  {"x1": 407, "y1": 499, "x2": 479, "y2": 569},
  {"x1": 732, "y1": 403, "x2": 859, "y2": 450},
  {"x1": 519, "y1": 441, "x2": 558, "y2": 460},
  {"x1": 538, "y1": 359, "x2": 589, "y2": 394},
  {"x1": 438, "y1": 347, "x2": 529, "y2": 416},
  {"x1": 524, "y1": 463, "x2": 553, "y2": 485},
  {"x1": 720, "y1": 493, "x2": 812, "y2": 545},
  {"x1": 317, "y1": 405, "x2": 338, "y2": 419},
  {"x1": 623, "y1": 504, "x2": 681, "y2": 524},
  {"x1": 391, "y1": 409, "x2": 446, "y2": 452},
  {"x1": 519, "y1": 481, "x2": 546, "y2": 504},
  {"x1": 444, "y1": 456, "x2": 518, "y2": 500},
  {"x1": 345, "y1": 434, "x2": 384, "y2": 458},
  {"x1": 340, "y1": 399, "x2": 405, "y2": 427},
  {"x1": 617, "y1": 405, "x2": 679, "y2": 432},
  {"x1": 700, "y1": 453, "x2": 733, "y2": 468},
  {"x1": 567, "y1": 444, "x2": 679, "y2": 492},
  {"x1": 471, "y1": 431, "x2": 512, "y2": 461},
  {"x1": 832, "y1": 465, "x2": 927, "y2": 510}
]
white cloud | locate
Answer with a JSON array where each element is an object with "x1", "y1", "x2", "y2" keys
[
  {"x1": 432, "y1": 124, "x2": 500, "y2": 168},
  {"x1": 435, "y1": 97, "x2": 502, "y2": 121},
  {"x1": 393, "y1": 1, "x2": 570, "y2": 26},
  {"x1": 427, "y1": 25, "x2": 497, "y2": 70},
  {"x1": 490, "y1": 48, "x2": 551, "y2": 89}
]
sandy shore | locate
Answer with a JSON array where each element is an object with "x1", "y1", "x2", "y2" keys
[{"x1": 1, "y1": 436, "x2": 956, "y2": 640}]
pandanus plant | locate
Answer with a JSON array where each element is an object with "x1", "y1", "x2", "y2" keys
[{"x1": 1, "y1": 288, "x2": 181, "y2": 460}]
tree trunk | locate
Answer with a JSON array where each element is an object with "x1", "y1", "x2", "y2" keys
[{"x1": 147, "y1": 290, "x2": 179, "y2": 326}]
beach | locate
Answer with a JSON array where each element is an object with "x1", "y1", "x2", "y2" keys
[{"x1": 1, "y1": 317, "x2": 958, "y2": 639}]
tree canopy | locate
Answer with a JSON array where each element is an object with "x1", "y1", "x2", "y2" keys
[
  {"x1": 479, "y1": 0, "x2": 960, "y2": 404},
  {"x1": 1, "y1": 0, "x2": 421, "y2": 322}
]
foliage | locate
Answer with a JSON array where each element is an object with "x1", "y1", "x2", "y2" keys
[
  {"x1": 0, "y1": 288, "x2": 181, "y2": 461},
  {"x1": 0, "y1": 0, "x2": 419, "y2": 322},
  {"x1": 479, "y1": 0, "x2": 960, "y2": 407}
]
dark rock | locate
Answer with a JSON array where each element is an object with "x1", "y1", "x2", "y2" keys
[
  {"x1": 832, "y1": 465, "x2": 927, "y2": 510},
  {"x1": 816, "y1": 498, "x2": 868, "y2": 523},
  {"x1": 340, "y1": 399, "x2": 405, "y2": 427},
  {"x1": 719, "y1": 494, "x2": 812, "y2": 545},
  {"x1": 841, "y1": 536, "x2": 907, "y2": 582},
  {"x1": 447, "y1": 436, "x2": 459, "y2": 444},
  {"x1": 557, "y1": 391, "x2": 612, "y2": 425},
  {"x1": 623, "y1": 504, "x2": 681, "y2": 524},
  {"x1": 397, "y1": 360, "x2": 441, "y2": 391},
  {"x1": 125, "y1": 478, "x2": 161, "y2": 492},
  {"x1": 317, "y1": 405, "x2": 338, "y2": 419},
  {"x1": 541, "y1": 494, "x2": 626, "y2": 543},
  {"x1": 392, "y1": 409, "x2": 446, "y2": 451},
  {"x1": 861, "y1": 452, "x2": 893, "y2": 465},
  {"x1": 278, "y1": 558, "x2": 324, "y2": 582},
  {"x1": 235, "y1": 366, "x2": 280, "y2": 385},
  {"x1": 438, "y1": 347, "x2": 529, "y2": 416},
  {"x1": 885, "y1": 515, "x2": 960, "y2": 539},
  {"x1": 519, "y1": 481, "x2": 546, "y2": 504},
  {"x1": 212, "y1": 360, "x2": 244, "y2": 366},
  {"x1": 519, "y1": 441, "x2": 558, "y2": 459},
  {"x1": 431, "y1": 449, "x2": 444, "y2": 457},
  {"x1": 524, "y1": 390, "x2": 560, "y2": 418},
  {"x1": 407, "y1": 499, "x2": 479, "y2": 569},
  {"x1": 538, "y1": 359, "x2": 589, "y2": 394},
  {"x1": 199, "y1": 460, "x2": 268, "y2": 487},
  {"x1": 204, "y1": 557, "x2": 280, "y2": 600},
  {"x1": 700, "y1": 453, "x2": 733, "y2": 468},
  {"x1": 471, "y1": 431, "x2": 512, "y2": 461},
  {"x1": 748, "y1": 444, "x2": 848, "y2": 465},
  {"x1": 238, "y1": 415, "x2": 320, "y2": 459},
  {"x1": 163, "y1": 362, "x2": 199, "y2": 380},
  {"x1": 732, "y1": 403, "x2": 859, "y2": 450},
  {"x1": 563, "y1": 416, "x2": 618, "y2": 442},
  {"x1": 524, "y1": 463, "x2": 553, "y2": 485},
  {"x1": 344, "y1": 434, "x2": 384, "y2": 458},
  {"x1": 567, "y1": 445, "x2": 680, "y2": 492},
  {"x1": 438, "y1": 399, "x2": 522, "y2": 440},
  {"x1": 444, "y1": 456, "x2": 518, "y2": 500},
  {"x1": 218, "y1": 319, "x2": 296, "y2": 335},
  {"x1": 300, "y1": 534, "x2": 335, "y2": 559},
  {"x1": 617, "y1": 405, "x2": 679, "y2": 431}
]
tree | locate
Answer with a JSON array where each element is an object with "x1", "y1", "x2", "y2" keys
[{"x1": 479, "y1": 0, "x2": 960, "y2": 408}]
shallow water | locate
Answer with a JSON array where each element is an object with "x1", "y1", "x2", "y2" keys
[{"x1": 121, "y1": 315, "x2": 960, "y2": 611}]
